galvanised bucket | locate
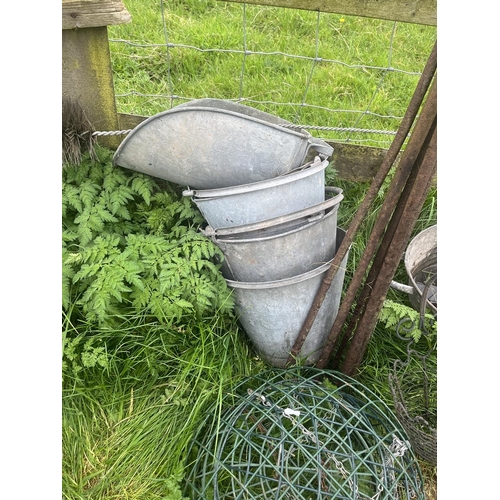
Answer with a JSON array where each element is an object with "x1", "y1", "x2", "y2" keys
[
  {"x1": 202, "y1": 187, "x2": 343, "y2": 281},
  {"x1": 391, "y1": 224, "x2": 437, "y2": 315},
  {"x1": 183, "y1": 157, "x2": 328, "y2": 229},
  {"x1": 112, "y1": 99, "x2": 333, "y2": 189},
  {"x1": 225, "y1": 228, "x2": 349, "y2": 368}
]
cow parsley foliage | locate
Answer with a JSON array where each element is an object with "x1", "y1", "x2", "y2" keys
[{"x1": 62, "y1": 146, "x2": 234, "y2": 326}]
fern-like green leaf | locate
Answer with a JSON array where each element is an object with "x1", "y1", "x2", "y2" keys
[
  {"x1": 102, "y1": 166, "x2": 129, "y2": 191},
  {"x1": 74, "y1": 210, "x2": 93, "y2": 246},
  {"x1": 108, "y1": 185, "x2": 135, "y2": 215},
  {"x1": 62, "y1": 183, "x2": 83, "y2": 214},
  {"x1": 378, "y1": 299, "x2": 436, "y2": 343},
  {"x1": 130, "y1": 279, "x2": 154, "y2": 310},
  {"x1": 87, "y1": 210, "x2": 105, "y2": 233},
  {"x1": 80, "y1": 280, "x2": 110, "y2": 323},
  {"x1": 76, "y1": 235, "x2": 120, "y2": 265},
  {"x1": 79, "y1": 180, "x2": 100, "y2": 210},
  {"x1": 62, "y1": 260, "x2": 74, "y2": 311},
  {"x1": 72, "y1": 263, "x2": 101, "y2": 283},
  {"x1": 131, "y1": 175, "x2": 156, "y2": 205},
  {"x1": 95, "y1": 200, "x2": 118, "y2": 224},
  {"x1": 62, "y1": 228, "x2": 79, "y2": 244},
  {"x1": 113, "y1": 205, "x2": 131, "y2": 220},
  {"x1": 63, "y1": 252, "x2": 83, "y2": 265}
]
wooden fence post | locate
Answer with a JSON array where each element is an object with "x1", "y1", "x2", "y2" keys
[{"x1": 62, "y1": 0, "x2": 131, "y2": 149}]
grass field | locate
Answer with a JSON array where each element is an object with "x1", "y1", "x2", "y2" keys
[
  {"x1": 108, "y1": 0, "x2": 437, "y2": 148},
  {"x1": 63, "y1": 1, "x2": 438, "y2": 498}
]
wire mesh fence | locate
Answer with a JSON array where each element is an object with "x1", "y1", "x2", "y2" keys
[{"x1": 108, "y1": 1, "x2": 437, "y2": 148}]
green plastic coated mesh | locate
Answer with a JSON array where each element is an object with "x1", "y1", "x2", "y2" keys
[{"x1": 184, "y1": 367, "x2": 425, "y2": 499}]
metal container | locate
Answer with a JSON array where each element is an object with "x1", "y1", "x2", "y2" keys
[
  {"x1": 112, "y1": 99, "x2": 333, "y2": 189},
  {"x1": 225, "y1": 228, "x2": 349, "y2": 368},
  {"x1": 183, "y1": 157, "x2": 328, "y2": 229},
  {"x1": 175, "y1": 98, "x2": 308, "y2": 129},
  {"x1": 390, "y1": 225, "x2": 437, "y2": 315},
  {"x1": 202, "y1": 187, "x2": 343, "y2": 281}
]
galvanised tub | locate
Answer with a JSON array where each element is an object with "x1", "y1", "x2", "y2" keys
[
  {"x1": 113, "y1": 99, "x2": 333, "y2": 189},
  {"x1": 202, "y1": 187, "x2": 343, "y2": 282},
  {"x1": 225, "y1": 228, "x2": 349, "y2": 368},
  {"x1": 183, "y1": 157, "x2": 328, "y2": 229}
]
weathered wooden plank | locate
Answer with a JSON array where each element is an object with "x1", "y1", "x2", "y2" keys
[
  {"x1": 62, "y1": 0, "x2": 131, "y2": 30},
  {"x1": 219, "y1": 0, "x2": 436, "y2": 26},
  {"x1": 117, "y1": 113, "x2": 387, "y2": 181},
  {"x1": 118, "y1": 113, "x2": 149, "y2": 131},
  {"x1": 328, "y1": 141, "x2": 389, "y2": 182}
]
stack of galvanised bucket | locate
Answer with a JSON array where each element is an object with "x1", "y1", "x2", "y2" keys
[{"x1": 112, "y1": 98, "x2": 350, "y2": 368}]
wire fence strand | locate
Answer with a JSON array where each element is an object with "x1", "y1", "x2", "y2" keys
[{"x1": 107, "y1": 2, "x2": 436, "y2": 148}]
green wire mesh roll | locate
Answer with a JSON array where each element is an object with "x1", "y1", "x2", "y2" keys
[{"x1": 184, "y1": 367, "x2": 425, "y2": 499}]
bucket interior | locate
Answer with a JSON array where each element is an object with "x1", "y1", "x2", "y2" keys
[
  {"x1": 404, "y1": 225, "x2": 437, "y2": 313},
  {"x1": 408, "y1": 252, "x2": 437, "y2": 311}
]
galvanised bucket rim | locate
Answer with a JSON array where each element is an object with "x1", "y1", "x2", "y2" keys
[
  {"x1": 213, "y1": 200, "x2": 341, "y2": 282},
  {"x1": 174, "y1": 98, "x2": 312, "y2": 134},
  {"x1": 202, "y1": 186, "x2": 343, "y2": 240},
  {"x1": 225, "y1": 239, "x2": 346, "y2": 289},
  {"x1": 161, "y1": 99, "x2": 333, "y2": 158},
  {"x1": 129, "y1": 104, "x2": 309, "y2": 140},
  {"x1": 182, "y1": 156, "x2": 328, "y2": 199}
]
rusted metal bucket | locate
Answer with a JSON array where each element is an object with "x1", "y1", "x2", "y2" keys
[
  {"x1": 225, "y1": 228, "x2": 349, "y2": 368},
  {"x1": 183, "y1": 157, "x2": 328, "y2": 229},
  {"x1": 112, "y1": 99, "x2": 333, "y2": 189},
  {"x1": 202, "y1": 187, "x2": 343, "y2": 281},
  {"x1": 390, "y1": 224, "x2": 437, "y2": 315}
]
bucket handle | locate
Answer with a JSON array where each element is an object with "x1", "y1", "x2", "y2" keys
[
  {"x1": 307, "y1": 137, "x2": 334, "y2": 159},
  {"x1": 389, "y1": 280, "x2": 438, "y2": 316},
  {"x1": 390, "y1": 280, "x2": 415, "y2": 295}
]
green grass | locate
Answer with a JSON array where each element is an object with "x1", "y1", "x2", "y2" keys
[
  {"x1": 62, "y1": 167, "x2": 437, "y2": 500},
  {"x1": 63, "y1": 311, "x2": 267, "y2": 499},
  {"x1": 108, "y1": 0, "x2": 436, "y2": 147},
  {"x1": 63, "y1": 2, "x2": 438, "y2": 498}
]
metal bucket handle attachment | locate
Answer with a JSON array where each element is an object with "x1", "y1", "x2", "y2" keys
[{"x1": 307, "y1": 136, "x2": 334, "y2": 159}]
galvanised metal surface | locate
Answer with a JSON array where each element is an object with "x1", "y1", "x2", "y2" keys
[
  {"x1": 404, "y1": 224, "x2": 437, "y2": 314},
  {"x1": 112, "y1": 99, "x2": 333, "y2": 189},
  {"x1": 225, "y1": 229, "x2": 348, "y2": 368},
  {"x1": 389, "y1": 225, "x2": 437, "y2": 314},
  {"x1": 183, "y1": 157, "x2": 328, "y2": 229},
  {"x1": 203, "y1": 187, "x2": 343, "y2": 282}
]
